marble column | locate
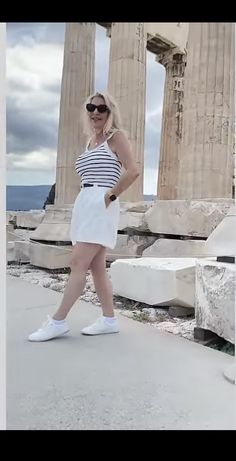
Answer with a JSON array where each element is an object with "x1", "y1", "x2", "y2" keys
[
  {"x1": 157, "y1": 49, "x2": 186, "y2": 199},
  {"x1": 55, "y1": 23, "x2": 95, "y2": 206},
  {"x1": 108, "y1": 23, "x2": 147, "y2": 202},
  {"x1": 177, "y1": 23, "x2": 235, "y2": 199}
]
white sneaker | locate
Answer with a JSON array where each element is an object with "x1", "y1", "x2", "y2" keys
[
  {"x1": 28, "y1": 315, "x2": 69, "y2": 342},
  {"x1": 81, "y1": 316, "x2": 119, "y2": 336}
]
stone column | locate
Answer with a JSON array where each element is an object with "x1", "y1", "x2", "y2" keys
[
  {"x1": 108, "y1": 23, "x2": 147, "y2": 202},
  {"x1": 55, "y1": 23, "x2": 95, "y2": 206},
  {"x1": 177, "y1": 23, "x2": 235, "y2": 199},
  {"x1": 157, "y1": 49, "x2": 186, "y2": 199}
]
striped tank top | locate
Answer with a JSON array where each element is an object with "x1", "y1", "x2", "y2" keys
[{"x1": 75, "y1": 133, "x2": 122, "y2": 188}]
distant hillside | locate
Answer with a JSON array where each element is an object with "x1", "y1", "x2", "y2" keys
[
  {"x1": 6, "y1": 185, "x2": 52, "y2": 211},
  {"x1": 6, "y1": 185, "x2": 155, "y2": 211}
]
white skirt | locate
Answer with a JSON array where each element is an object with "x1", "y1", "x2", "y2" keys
[{"x1": 70, "y1": 185, "x2": 120, "y2": 249}]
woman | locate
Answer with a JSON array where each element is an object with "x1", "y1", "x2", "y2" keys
[{"x1": 28, "y1": 92, "x2": 139, "y2": 341}]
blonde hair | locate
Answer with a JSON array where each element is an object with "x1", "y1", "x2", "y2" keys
[{"x1": 82, "y1": 91, "x2": 123, "y2": 137}]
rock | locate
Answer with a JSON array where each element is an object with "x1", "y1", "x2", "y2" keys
[
  {"x1": 7, "y1": 242, "x2": 16, "y2": 263},
  {"x1": 195, "y1": 259, "x2": 235, "y2": 344},
  {"x1": 16, "y1": 210, "x2": 45, "y2": 229},
  {"x1": 30, "y1": 242, "x2": 72, "y2": 270},
  {"x1": 14, "y1": 241, "x2": 31, "y2": 263},
  {"x1": 144, "y1": 199, "x2": 234, "y2": 237},
  {"x1": 30, "y1": 206, "x2": 73, "y2": 241},
  {"x1": 107, "y1": 234, "x2": 156, "y2": 262},
  {"x1": 110, "y1": 257, "x2": 197, "y2": 307},
  {"x1": 143, "y1": 238, "x2": 207, "y2": 257},
  {"x1": 119, "y1": 201, "x2": 152, "y2": 232}
]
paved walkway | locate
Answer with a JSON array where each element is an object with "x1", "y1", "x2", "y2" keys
[{"x1": 7, "y1": 275, "x2": 235, "y2": 430}]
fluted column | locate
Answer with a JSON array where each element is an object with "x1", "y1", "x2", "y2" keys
[
  {"x1": 55, "y1": 23, "x2": 95, "y2": 206},
  {"x1": 108, "y1": 23, "x2": 147, "y2": 202},
  {"x1": 177, "y1": 23, "x2": 235, "y2": 199},
  {"x1": 157, "y1": 49, "x2": 186, "y2": 199}
]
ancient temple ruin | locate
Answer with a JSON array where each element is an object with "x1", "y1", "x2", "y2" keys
[
  {"x1": 7, "y1": 22, "x2": 235, "y2": 381},
  {"x1": 28, "y1": 23, "x2": 234, "y2": 259}
]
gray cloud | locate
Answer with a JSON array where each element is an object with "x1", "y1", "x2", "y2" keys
[
  {"x1": 7, "y1": 95, "x2": 58, "y2": 154},
  {"x1": 42, "y1": 81, "x2": 62, "y2": 94},
  {"x1": 143, "y1": 127, "x2": 162, "y2": 173},
  {"x1": 7, "y1": 23, "x2": 65, "y2": 47},
  {"x1": 7, "y1": 78, "x2": 32, "y2": 93},
  {"x1": 7, "y1": 25, "x2": 62, "y2": 156}
]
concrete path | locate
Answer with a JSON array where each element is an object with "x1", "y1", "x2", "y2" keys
[{"x1": 7, "y1": 275, "x2": 235, "y2": 430}]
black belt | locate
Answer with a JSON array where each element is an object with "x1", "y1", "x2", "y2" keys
[{"x1": 81, "y1": 183, "x2": 110, "y2": 188}]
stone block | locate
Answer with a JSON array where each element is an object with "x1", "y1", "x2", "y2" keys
[
  {"x1": 205, "y1": 205, "x2": 236, "y2": 257},
  {"x1": 144, "y1": 199, "x2": 234, "y2": 237},
  {"x1": 143, "y1": 238, "x2": 207, "y2": 257},
  {"x1": 6, "y1": 224, "x2": 16, "y2": 243},
  {"x1": 30, "y1": 242, "x2": 72, "y2": 270},
  {"x1": 14, "y1": 241, "x2": 31, "y2": 263},
  {"x1": 110, "y1": 257, "x2": 197, "y2": 307},
  {"x1": 195, "y1": 259, "x2": 235, "y2": 344},
  {"x1": 6, "y1": 211, "x2": 17, "y2": 225},
  {"x1": 16, "y1": 210, "x2": 45, "y2": 229},
  {"x1": 7, "y1": 242, "x2": 16, "y2": 263},
  {"x1": 30, "y1": 206, "x2": 72, "y2": 241},
  {"x1": 107, "y1": 234, "x2": 156, "y2": 262},
  {"x1": 118, "y1": 201, "x2": 152, "y2": 232}
]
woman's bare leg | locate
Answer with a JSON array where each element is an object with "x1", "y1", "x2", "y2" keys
[
  {"x1": 53, "y1": 242, "x2": 103, "y2": 320},
  {"x1": 90, "y1": 246, "x2": 115, "y2": 317}
]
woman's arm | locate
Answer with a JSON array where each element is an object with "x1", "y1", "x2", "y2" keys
[{"x1": 106, "y1": 131, "x2": 139, "y2": 202}]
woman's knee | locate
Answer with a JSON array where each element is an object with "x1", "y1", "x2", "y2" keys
[
  {"x1": 70, "y1": 256, "x2": 88, "y2": 272},
  {"x1": 90, "y1": 257, "x2": 106, "y2": 278},
  {"x1": 70, "y1": 242, "x2": 102, "y2": 272}
]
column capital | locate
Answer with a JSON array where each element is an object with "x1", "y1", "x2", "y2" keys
[{"x1": 156, "y1": 47, "x2": 186, "y2": 68}]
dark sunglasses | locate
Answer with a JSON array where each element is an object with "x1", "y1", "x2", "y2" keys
[{"x1": 86, "y1": 103, "x2": 110, "y2": 113}]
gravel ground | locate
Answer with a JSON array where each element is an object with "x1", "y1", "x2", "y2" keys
[{"x1": 7, "y1": 263, "x2": 234, "y2": 356}]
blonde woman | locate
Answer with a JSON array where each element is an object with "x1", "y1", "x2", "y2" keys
[{"x1": 29, "y1": 92, "x2": 139, "y2": 341}]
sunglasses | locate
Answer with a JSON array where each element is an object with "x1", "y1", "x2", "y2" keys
[{"x1": 86, "y1": 103, "x2": 110, "y2": 113}]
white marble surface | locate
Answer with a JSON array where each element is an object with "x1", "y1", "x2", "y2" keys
[
  {"x1": 110, "y1": 257, "x2": 197, "y2": 307},
  {"x1": 6, "y1": 224, "x2": 17, "y2": 243},
  {"x1": 30, "y1": 206, "x2": 72, "y2": 241},
  {"x1": 16, "y1": 210, "x2": 45, "y2": 229},
  {"x1": 107, "y1": 234, "x2": 156, "y2": 261},
  {"x1": 205, "y1": 205, "x2": 236, "y2": 256},
  {"x1": 143, "y1": 238, "x2": 207, "y2": 257},
  {"x1": 145, "y1": 199, "x2": 234, "y2": 237},
  {"x1": 118, "y1": 201, "x2": 152, "y2": 231},
  {"x1": 6, "y1": 211, "x2": 17, "y2": 225},
  {"x1": 7, "y1": 242, "x2": 15, "y2": 263},
  {"x1": 195, "y1": 260, "x2": 235, "y2": 344},
  {"x1": 14, "y1": 241, "x2": 31, "y2": 263},
  {"x1": 30, "y1": 242, "x2": 72, "y2": 270}
]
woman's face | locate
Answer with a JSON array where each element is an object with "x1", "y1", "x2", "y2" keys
[{"x1": 87, "y1": 96, "x2": 110, "y2": 132}]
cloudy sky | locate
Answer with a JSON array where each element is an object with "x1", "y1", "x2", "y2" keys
[{"x1": 6, "y1": 23, "x2": 165, "y2": 195}]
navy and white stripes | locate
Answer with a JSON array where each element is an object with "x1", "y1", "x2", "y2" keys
[{"x1": 75, "y1": 141, "x2": 122, "y2": 188}]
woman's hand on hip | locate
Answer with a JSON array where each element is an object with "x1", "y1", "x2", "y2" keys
[{"x1": 104, "y1": 191, "x2": 112, "y2": 208}]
